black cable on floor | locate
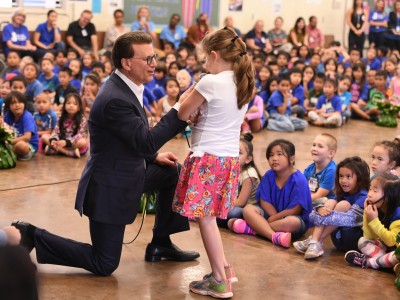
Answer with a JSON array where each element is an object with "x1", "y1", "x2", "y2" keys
[{"x1": 0, "y1": 179, "x2": 80, "y2": 192}]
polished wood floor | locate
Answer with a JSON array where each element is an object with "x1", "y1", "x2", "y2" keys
[{"x1": 1, "y1": 120, "x2": 400, "y2": 300}]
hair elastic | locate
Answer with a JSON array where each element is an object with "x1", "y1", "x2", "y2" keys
[
  {"x1": 231, "y1": 36, "x2": 239, "y2": 43},
  {"x1": 239, "y1": 51, "x2": 247, "y2": 56}
]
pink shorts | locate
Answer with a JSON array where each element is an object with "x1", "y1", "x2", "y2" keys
[{"x1": 172, "y1": 152, "x2": 240, "y2": 219}]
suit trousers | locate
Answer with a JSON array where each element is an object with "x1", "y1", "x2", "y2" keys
[{"x1": 34, "y1": 163, "x2": 190, "y2": 276}]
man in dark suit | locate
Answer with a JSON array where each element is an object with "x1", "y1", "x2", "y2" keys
[{"x1": 12, "y1": 31, "x2": 199, "y2": 276}]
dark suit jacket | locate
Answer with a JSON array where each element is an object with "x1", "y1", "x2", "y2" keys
[{"x1": 75, "y1": 72, "x2": 187, "y2": 225}]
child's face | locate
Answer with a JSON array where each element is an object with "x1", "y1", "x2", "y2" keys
[
  {"x1": 186, "y1": 56, "x2": 197, "y2": 68},
  {"x1": 338, "y1": 78, "x2": 351, "y2": 92},
  {"x1": 325, "y1": 60, "x2": 336, "y2": 72},
  {"x1": 11, "y1": 81, "x2": 26, "y2": 95},
  {"x1": 43, "y1": 52, "x2": 55, "y2": 62},
  {"x1": 9, "y1": 97, "x2": 25, "y2": 117},
  {"x1": 154, "y1": 70, "x2": 165, "y2": 80},
  {"x1": 84, "y1": 78, "x2": 99, "y2": 94},
  {"x1": 7, "y1": 52, "x2": 20, "y2": 67},
  {"x1": 23, "y1": 65, "x2": 37, "y2": 81},
  {"x1": 366, "y1": 179, "x2": 385, "y2": 207},
  {"x1": 56, "y1": 53, "x2": 67, "y2": 66},
  {"x1": 299, "y1": 47, "x2": 308, "y2": 58},
  {"x1": 178, "y1": 48, "x2": 188, "y2": 60},
  {"x1": 258, "y1": 67, "x2": 271, "y2": 82},
  {"x1": 0, "y1": 81, "x2": 10, "y2": 99},
  {"x1": 311, "y1": 135, "x2": 335, "y2": 164},
  {"x1": 367, "y1": 70, "x2": 376, "y2": 85},
  {"x1": 41, "y1": 60, "x2": 53, "y2": 74},
  {"x1": 278, "y1": 80, "x2": 291, "y2": 94},
  {"x1": 92, "y1": 67, "x2": 104, "y2": 79},
  {"x1": 370, "y1": 145, "x2": 395, "y2": 175},
  {"x1": 323, "y1": 82, "x2": 336, "y2": 96},
  {"x1": 270, "y1": 65, "x2": 280, "y2": 76},
  {"x1": 367, "y1": 49, "x2": 376, "y2": 60},
  {"x1": 59, "y1": 71, "x2": 71, "y2": 86},
  {"x1": 166, "y1": 80, "x2": 179, "y2": 98},
  {"x1": 166, "y1": 54, "x2": 177, "y2": 66},
  {"x1": 303, "y1": 68, "x2": 314, "y2": 81},
  {"x1": 375, "y1": 75, "x2": 386, "y2": 88},
  {"x1": 386, "y1": 61, "x2": 396, "y2": 73},
  {"x1": 176, "y1": 72, "x2": 191, "y2": 90},
  {"x1": 350, "y1": 50, "x2": 361, "y2": 63},
  {"x1": 163, "y1": 44, "x2": 174, "y2": 55},
  {"x1": 69, "y1": 61, "x2": 80, "y2": 76},
  {"x1": 268, "y1": 145, "x2": 291, "y2": 172},
  {"x1": 310, "y1": 55, "x2": 321, "y2": 67},
  {"x1": 338, "y1": 167, "x2": 358, "y2": 194},
  {"x1": 337, "y1": 65, "x2": 344, "y2": 75},
  {"x1": 345, "y1": 67, "x2": 353, "y2": 76},
  {"x1": 253, "y1": 58, "x2": 263, "y2": 72},
  {"x1": 67, "y1": 51, "x2": 78, "y2": 60},
  {"x1": 169, "y1": 65, "x2": 179, "y2": 77},
  {"x1": 65, "y1": 97, "x2": 79, "y2": 116},
  {"x1": 104, "y1": 62, "x2": 113, "y2": 76},
  {"x1": 290, "y1": 72, "x2": 302, "y2": 86},
  {"x1": 269, "y1": 80, "x2": 278, "y2": 93},
  {"x1": 353, "y1": 68, "x2": 364, "y2": 81},
  {"x1": 35, "y1": 95, "x2": 51, "y2": 114},
  {"x1": 239, "y1": 141, "x2": 252, "y2": 168},
  {"x1": 313, "y1": 78, "x2": 324, "y2": 92},
  {"x1": 277, "y1": 55, "x2": 288, "y2": 68},
  {"x1": 83, "y1": 54, "x2": 93, "y2": 67}
]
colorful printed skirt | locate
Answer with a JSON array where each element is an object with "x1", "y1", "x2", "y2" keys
[{"x1": 172, "y1": 152, "x2": 240, "y2": 219}]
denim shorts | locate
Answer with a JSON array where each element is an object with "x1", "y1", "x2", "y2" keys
[{"x1": 253, "y1": 204, "x2": 307, "y2": 239}]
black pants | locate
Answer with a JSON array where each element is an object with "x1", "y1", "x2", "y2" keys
[
  {"x1": 330, "y1": 226, "x2": 363, "y2": 252},
  {"x1": 348, "y1": 31, "x2": 365, "y2": 56},
  {"x1": 385, "y1": 37, "x2": 400, "y2": 51},
  {"x1": 34, "y1": 163, "x2": 190, "y2": 276},
  {"x1": 368, "y1": 31, "x2": 386, "y2": 49}
]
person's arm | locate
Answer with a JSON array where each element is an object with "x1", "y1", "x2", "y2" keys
[
  {"x1": 311, "y1": 187, "x2": 330, "y2": 202},
  {"x1": 245, "y1": 38, "x2": 260, "y2": 50},
  {"x1": 156, "y1": 98, "x2": 164, "y2": 120},
  {"x1": 264, "y1": 38, "x2": 273, "y2": 53},
  {"x1": 53, "y1": 25, "x2": 61, "y2": 43},
  {"x1": 91, "y1": 34, "x2": 99, "y2": 60},
  {"x1": 260, "y1": 199, "x2": 278, "y2": 217},
  {"x1": 11, "y1": 131, "x2": 32, "y2": 145},
  {"x1": 360, "y1": 11, "x2": 369, "y2": 33},
  {"x1": 319, "y1": 30, "x2": 325, "y2": 48},
  {"x1": 178, "y1": 85, "x2": 205, "y2": 121},
  {"x1": 367, "y1": 214, "x2": 400, "y2": 247},
  {"x1": 235, "y1": 177, "x2": 255, "y2": 207},
  {"x1": 277, "y1": 91, "x2": 290, "y2": 114},
  {"x1": 268, "y1": 204, "x2": 302, "y2": 222},
  {"x1": 346, "y1": 9, "x2": 357, "y2": 32},
  {"x1": 33, "y1": 31, "x2": 49, "y2": 49},
  {"x1": 289, "y1": 30, "x2": 299, "y2": 46}
]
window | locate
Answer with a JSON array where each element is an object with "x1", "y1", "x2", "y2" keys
[{"x1": 11, "y1": 0, "x2": 63, "y2": 8}]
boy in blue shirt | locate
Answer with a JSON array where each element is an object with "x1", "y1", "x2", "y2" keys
[
  {"x1": 363, "y1": 47, "x2": 381, "y2": 71},
  {"x1": 308, "y1": 77, "x2": 342, "y2": 127},
  {"x1": 337, "y1": 75, "x2": 352, "y2": 122},
  {"x1": 290, "y1": 68, "x2": 306, "y2": 118},
  {"x1": 303, "y1": 133, "x2": 337, "y2": 205},
  {"x1": 33, "y1": 93, "x2": 57, "y2": 138},
  {"x1": 38, "y1": 58, "x2": 59, "y2": 100},
  {"x1": 23, "y1": 62, "x2": 43, "y2": 113}
]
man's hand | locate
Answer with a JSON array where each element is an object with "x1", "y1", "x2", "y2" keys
[{"x1": 155, "y1": 152, "x2": 178, "y2": 167}]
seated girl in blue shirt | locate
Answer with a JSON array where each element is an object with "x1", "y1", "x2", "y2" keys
[{"x1": 229, "y1": 139, "x2": 312, "y2": 248}]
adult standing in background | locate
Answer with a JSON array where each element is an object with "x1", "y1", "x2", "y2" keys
[
  {"x1": 386, "y1": 0, "x2": 400, "y2": 51},
  {"x1": 368, "y1": 0, "x2": 388, "y2": 49},
  {"x1": 104, "y1": 9, "x2": 129, "y2": 52},
  {"x1": 244, "y1": 20, "x2": 273, "y2": 55},
  {"x1": 160, "y1": 13, "x2": 187, "y2": 50},
  {"x1": 11, "y1": 31, "x2": 199, "y2": 276},
  {"x1": 306, "y1": 16, "x2": 325, "y2": 52},
  {"x1": 66, "y1": 10, "x2": 99, "y2": 60},
  {"x1": 223, "y1": 16, "x2": 241, "y2": 37},
  {"x1": 186, "y1": 13, "x2": 213, "y2": 50},
  {"x1": 288, "y1": 17, "x2": 308, "y2": 48},
  {"x1": 34, "y1": 10, "x2": 65, "y2": 59},
  {"x1": 346, "y1": 0, "x2": 368, "y2": 55},
  {"x1": 131, "y1": 6, "x2": 158, "y2": 46},
  {"x1": 2, "y1": 9, "x2": 38, "y2": 61},
  {"x1": 268, "y1": 16, "x2": 292, "y2": 53}
]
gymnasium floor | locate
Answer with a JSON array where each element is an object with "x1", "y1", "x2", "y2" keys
[{"x1": 1, "y1": 120, "x2": 400, "y2": 299}]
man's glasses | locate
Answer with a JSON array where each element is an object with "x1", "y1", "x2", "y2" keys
[{"x1": 131, "y1": 54, "x2": 158, "y2": 65}]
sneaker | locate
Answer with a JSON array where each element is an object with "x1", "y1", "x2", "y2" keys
[
  {"x1": 232, "y1": 219, "x2": 256, "y2": 235},
  {"x1": 189, "y1": 276, "x2": 233, "y2": 299},
  {"x1": 344, "y1": 250, "x2": 368, "y2": 268},
  {"x1": 67, "y1": 148, "x2": 81, "y2": 158},
  {"x1": 271, "y1": 232, "x2": 291, "y2": 248},
  {"x1": 44, "y1": 145, "x2": 57, "y2": 155},
  {"x1": 293, "y1": 236, "x2": 312, "y2": 254},
  {"x1": 304, "y1": 241, "x2": 324, "y2": 259},
  {"x1": 203, "y1": 264, "x2": 238, "y2": 283}
]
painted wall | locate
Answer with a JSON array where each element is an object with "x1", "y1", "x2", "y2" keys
[{"x1": 0, "y1": 0, "x2": 353, "y2": 47}]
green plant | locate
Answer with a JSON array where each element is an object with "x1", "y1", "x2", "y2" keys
[{"x1": 0, "y1": 122, "x2": 17, "y2": 169}]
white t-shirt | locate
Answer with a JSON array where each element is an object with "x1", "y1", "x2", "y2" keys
[{"x1": 191, "y1": 70, "x2": 247, "y2": 157}]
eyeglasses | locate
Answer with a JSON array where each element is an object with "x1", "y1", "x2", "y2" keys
[{"x1": 131, "y1": 54, "x2": 158, "y2": 65}]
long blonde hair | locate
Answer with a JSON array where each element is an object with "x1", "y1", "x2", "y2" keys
[{"x1": 200, "y1": 27, "x2": 255, "y2": 109}]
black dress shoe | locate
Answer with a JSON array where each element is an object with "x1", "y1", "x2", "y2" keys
[
  {"x1": 145, "y1": 243, "x2": 200, "y2": 262},
  {"x1": 11, "y1": 220, "x2": 35, "y2": 253}
]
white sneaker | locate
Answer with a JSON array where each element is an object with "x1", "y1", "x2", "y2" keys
[
  {"x1": 293, "y1": 236, "x2": 311, "y2": 254},
  {"x1": 304, "y1": 241, "x2": 324, "y2": 259}
]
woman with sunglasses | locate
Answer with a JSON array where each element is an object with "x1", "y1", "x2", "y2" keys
[{"x1": 345, "y1": 173, "x2": 400, "y2": 270}]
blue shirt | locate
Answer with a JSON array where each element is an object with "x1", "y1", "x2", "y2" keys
[
  {"x1": 2, "y1": 23, "x2": 30, "y2": 56},
  {"x1": 26, "y1": 80, "x2": 44, "y2": 101},
  {"x1": 368, "y1": 10, "x2": 388, "y2": 33},
  {"x1": 70, "y1": 78, "x2": 81, "y2": 92},
  {"x1": 33, "y1": 109, "x2": 58, "y2": 131},
  {"x1": 256, "y1": 170, "x2": 313, "y2": 227},
  {"x1": 303, "y1": 160, "x2": 336, "y2": 199},
  {"x1": 245, "y1": 29, "x2": 269, "y2": 49},
  {"x1": 316, "y1": 94, "x2": 342, "y2": 113},
  {"x1": 363, "y1": 57, "x2": 381, "y2": 71},
  {"x1": 339, "y1": 91, "x2": 351, "y2": 111},
  {"x1": 336, "y1": 189, "x2": 368, "y2": 208},
  {"x1": 159, "y1": 25, "x2": 187, "y2": 49},
  {"x1": 38, "y1": 73, "x2": 60, "y2": 92},
  {"x1": 35, "y1": 22, "x2": 61, "y2": 47},
  {"x1": 292, "y1": 84, "x2": 305, "y2": 107},
  {"x1": 267, "y1": 90, "x2": 291, "y2": 115},
  {"x1": 4, "y1": 110, "x2": 38, "y2": 151},
  {"x1": 131, "y1": 20, "x2": 156, "y2": 33}
]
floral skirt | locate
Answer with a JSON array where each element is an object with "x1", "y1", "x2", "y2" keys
[{"x1": 172, "y1": 152, "x2": 240, "y2": 219}]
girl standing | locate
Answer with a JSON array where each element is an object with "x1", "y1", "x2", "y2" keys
[
  {"x1": 229, "y1": 139, "x2": 312, "y2": 248},
  {"x1": 294, "y1": 156, "x2": 370, "y2": 258},
  {"x1": 43, "y1": 93, "x2": 88, "y2": 158},
  {"x1": 345, "y1": 173, "x2": 400, "y2": 270},
  {"x1": 346, "y1": 0, "x2": 368, "y2": 55},
  {"x1": 172, "y1": 27, "x2": 254, "y2": 298},
  {"x1": 368, "y1": 0, "x2": 388, "y2": 49}
]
